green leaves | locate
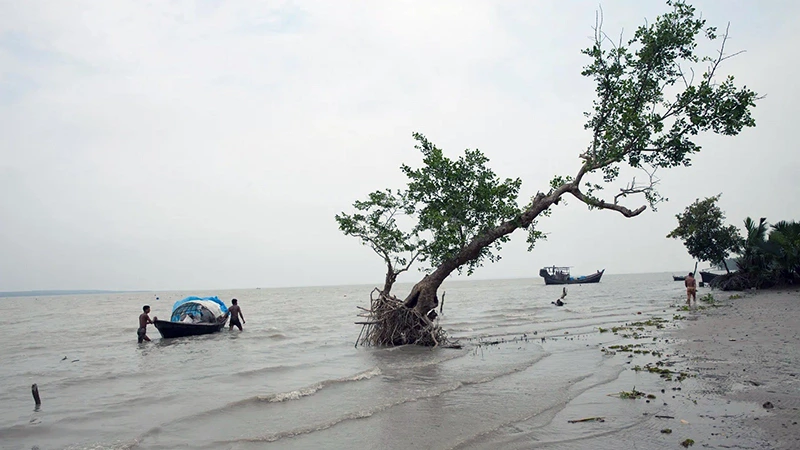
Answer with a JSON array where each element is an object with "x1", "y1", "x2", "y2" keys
[
  {"x1": 335, "y1": 188, "x2": 422, "y2": 292},
  {"x1": 736, "y1": 217, "x2": 772, "y2": 277},
  {"x1": 768, "y1": 221, "x2": 800, "y2": 279},
  {"x1": 666, "y1": 195, "x2": 742, "y2": 267},
  {"x1": 401, "y1": 133, "x2": 522, "y2": 275},
  {"x1": 337, "y1": 132, "x2": 522, "y2": 281},
  {"x1": 579, "y1": 0, "x2": 758, "y2": 209}
]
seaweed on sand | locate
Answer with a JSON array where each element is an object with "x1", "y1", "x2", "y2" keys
[{"x1": 612, "y1": 387, "x2": 647, "y2": 399}]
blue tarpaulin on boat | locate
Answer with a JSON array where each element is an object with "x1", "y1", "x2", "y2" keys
[{"x1": 170, "y1": 296, "x2": 228, "y2": 322}]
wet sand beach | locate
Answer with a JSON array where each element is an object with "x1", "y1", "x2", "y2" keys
[
  {"x1": 671, "y1": 288, "x2": 800, "y2": 449},
  {"x1": 464, "y1": 287, "x2": 800, "y2": 449}
]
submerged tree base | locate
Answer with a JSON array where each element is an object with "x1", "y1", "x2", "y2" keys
[{"x1": 355, "y1": 288, "x2": 451, "y2": 347}]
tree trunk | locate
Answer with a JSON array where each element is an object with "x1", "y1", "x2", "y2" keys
[
  {"x1": 403, "y1": 275, "x2": 441, "y2": 317},
  {"x1": 383, "y1": 263, "x2": 397, "y2": 295},
  {"x1": 403, "y1": 191, "x2": 558, "y2": 316}
]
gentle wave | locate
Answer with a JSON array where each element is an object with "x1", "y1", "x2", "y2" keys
[
  {"x1": 213, "y1": 352, "x2": 552, "y2": 445},
  {"x1": 258, "y1": 366, "x2": 383, "y2": 403},
  {"x1": 132, "y1": 366, "x2": 385, "y2": 445},
  {"x1": 210, "y1": 382, "x2": 468, "y2": 445},
  {"x1": 452, "y1": 367, "x2": 626, "y2": 449},
  {"x1": 232, "y1": 350, "x2": 359, "y2": 379},
  {"x1": 64, "y1": 440, "x2": 139, "y2": 450}
]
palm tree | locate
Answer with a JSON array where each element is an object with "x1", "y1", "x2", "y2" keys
[
  {"x1": 768, "y1": 220, "x2": 800, "y2": 282},
  {"x1": 735, "y1": 217, "x2": 773, "y2": 287}
]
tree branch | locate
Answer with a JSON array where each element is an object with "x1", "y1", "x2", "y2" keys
[
  {"x1": 568, "y1": 185, "x2": 647, "y2": 217},
  {"x1": 614, "y1": 167, "x2": 660, "y2": 204},
  {"x1": 396, "y1": 250, "x2": 422, "y2": 276}
]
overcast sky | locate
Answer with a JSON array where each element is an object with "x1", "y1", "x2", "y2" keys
[{"x1": 1, "y1": 0, "x2": 798, "y2": 291}]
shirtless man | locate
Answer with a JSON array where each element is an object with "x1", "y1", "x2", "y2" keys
[
  {"x1": 228, "y1": 298, "x2": 245, "y2": 331},
  {"x1": 685, "y1": 272, "x2": 697, "y2": 305},
  {"x1": 138, "y1": 305, "x2": 154, "y2": 343}
]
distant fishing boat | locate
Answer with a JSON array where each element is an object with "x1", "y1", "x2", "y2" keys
[
  {"x1": 673, "y1": 262, "x2": 699, "y2": 282},
  {"x1": 154, "y1": 296, "x2": 228, "y2": 339},
  {"x1": 539, "y1": 266, "x2": 604, "y2": 285}
]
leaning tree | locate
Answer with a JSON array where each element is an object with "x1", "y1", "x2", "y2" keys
[{"x1": 342, "y1": 0, "x2": 759, "y2": 346}]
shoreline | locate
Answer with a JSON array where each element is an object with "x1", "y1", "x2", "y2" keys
[
  {"x1": 484, "y1": 287, "x2": 800, "y2": 449},
  {"x1": 671, "y1": 287, "x2": 800, "y2": 449}
]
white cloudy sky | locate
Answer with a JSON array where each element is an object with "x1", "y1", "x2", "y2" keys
[{"x1": 1, "y1": 0, "x2": 798, "y2": 291}]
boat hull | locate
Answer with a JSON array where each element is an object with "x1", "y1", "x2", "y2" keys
[
  {"x1": 673, "y1": 275, "x2": 685, "y2": 281},
  {"x1": 154, "y1": 319, "x2": 227, "y2": 339},
  {"x1": 541, "y1": 269, "x2": 604, "y2": 285},
  {"x1": 699, "y1": 271, "x2": 721, "y2": 284}
]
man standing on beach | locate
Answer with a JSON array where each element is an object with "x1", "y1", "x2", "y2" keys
[
  {"x1": 685, "y1": 272, "x2": 697, "y2": 305},
  {"x1": 228, "y1": 298, "x2": 245, "y2": 331},
  {"x1": 138, "y1": 305, "x2": 154, "y2": 343}
]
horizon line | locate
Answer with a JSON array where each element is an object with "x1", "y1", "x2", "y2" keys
[{"x1": 0, "y1": 270, "x2": 696, "y2": 297}]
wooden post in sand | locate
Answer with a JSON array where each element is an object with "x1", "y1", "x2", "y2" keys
[
  {"x1": 32, "y1": 383, "x2": 41, "y2": 408},
  {"x1": 694, "y1": 261, "x2": 704, "y2": 287}
]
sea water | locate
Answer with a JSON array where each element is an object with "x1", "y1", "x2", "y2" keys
[{"x1": 0, "y1": 274, "x2": 701, "y2": 449}]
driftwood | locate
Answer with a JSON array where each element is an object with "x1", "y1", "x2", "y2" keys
[
  {"x1": 355, "y1": 288, "x2": 450, "y2": 347},
  {"x1": 568, "y1": 417, "x2": 605, "y2": 423}
]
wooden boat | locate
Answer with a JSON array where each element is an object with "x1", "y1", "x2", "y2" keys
[
  {"x1": 154, "y1": 317, "x2": 227, "y2": 338},
  {"x1": 699, "y1": 270, "x2": 720, "y2": 284},
  {"x1": 539, "y1": 266, "x2": 604, "y2": 285},
  {"x1": 154, "y1": 296, "x2": 229, "y2": 339},
  {"x1": 674, "y1": 263, "x2": 699, "y2": 282},
  {"x1": 698, "y1": 260, "x2": 738, "y2": 284}
]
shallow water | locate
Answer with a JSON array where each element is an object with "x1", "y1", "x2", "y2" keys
[{"x1": 0, "y1": 273, "x2": 749, "y2": 449}]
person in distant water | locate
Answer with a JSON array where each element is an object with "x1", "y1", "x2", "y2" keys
[
  {"x1": 552, "y1": 287, "x2": 567, "y2": 306},
  {"x1": 685, "y1": 272, "x2": 697, "y2": 305},
  {"x1": 228, "y1": 298, "x2": 245, "y2": 331},
  {"x1": 138, "y1": 305, "x2": 154, "y2": 343}
]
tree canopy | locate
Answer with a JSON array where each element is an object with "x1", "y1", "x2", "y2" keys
[
  {"x1": 335, "y1": 189, "x2": 420, "y2": 294},
  {"x1": 768, "y1": 221, "x2": 800, "y2": 280},
  {"x1": 666, "y1": 195, "x2": 742, "y2": 271},
  {"x1": 401, "y1": 133, "x2": 522, "y2": 276},
  {"x1": 574, "y1": 0, "x2": 757, "y2": 211}
]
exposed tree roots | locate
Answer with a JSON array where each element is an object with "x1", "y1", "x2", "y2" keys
[
  {"x1": 355, "y1": 288, "x2": 451, "y2": 347},
  {"x1": 710, "y1": 272, "x2": 778, "y2": 291}
]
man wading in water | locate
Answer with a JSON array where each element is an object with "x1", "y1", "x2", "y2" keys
[
  {"x1": 228, "y1": 298, "x2": 245, "y2": 331},
  {"x1": 685, "y1": 272, "x2": 697, "y2": 305},
  {"x1": 138, "y1": 305, "x2": 154, "y2": 343}
]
